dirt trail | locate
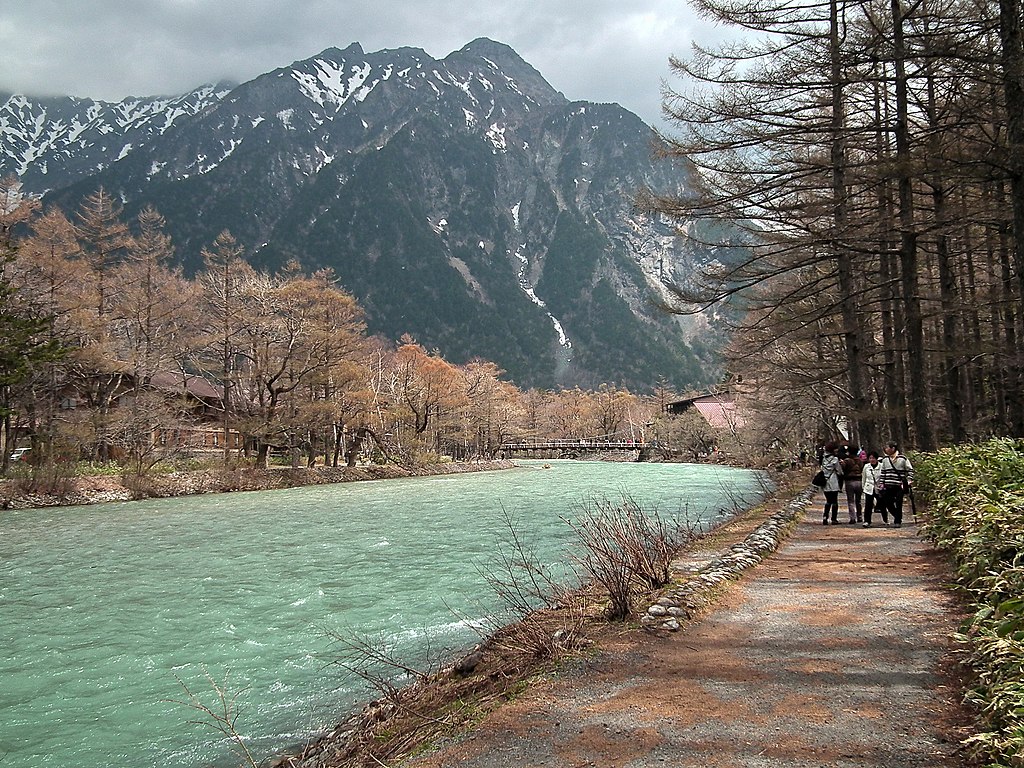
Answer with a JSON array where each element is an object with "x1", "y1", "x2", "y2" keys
[{"x1": 401, "y1": 493, "x2": 972, "y2": 768}]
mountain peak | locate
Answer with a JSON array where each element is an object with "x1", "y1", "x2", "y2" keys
[
  {"x1": 315, "y1": 42, "x2": 365, "y2": 60},
  {"x1": 2, "y1": 39, "x2": 724, "y2": 391},
  {"x1": 284, "y1": 43, "x2": 364, "y2": 73},
  {"x1": 447, "y1": 38, "x2": 559, "y2": 104},
  {"x1": 459, "y1": 38, "x2": 521, "y2": 59},
  {"x1": 452, "y1": 38, "x2": 535, "y2": 73}
]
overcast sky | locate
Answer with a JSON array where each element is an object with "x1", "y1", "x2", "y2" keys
[{"x1": 0, "y1": 0, "x2": 727, "y2": 130}]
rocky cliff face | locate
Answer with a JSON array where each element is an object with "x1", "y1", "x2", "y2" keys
[{"x1": 2, "y1": 38, "x2": 734, "y2": 390}]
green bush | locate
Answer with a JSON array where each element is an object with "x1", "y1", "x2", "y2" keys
[
  {"x1": 75, "y1": 460, "x2": 125, "y2": 477},
  {"x1": 917, "y1": 438, "x2": 1024, "y2": 767}
]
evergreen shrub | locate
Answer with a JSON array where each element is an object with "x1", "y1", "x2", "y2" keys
[{"x1": 917, "y1": 438, "x2": 1024, "y2": 767}]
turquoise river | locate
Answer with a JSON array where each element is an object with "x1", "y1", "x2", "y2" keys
[{"x1": 0, "y1": 460, "x2": 766, "y2": 767}]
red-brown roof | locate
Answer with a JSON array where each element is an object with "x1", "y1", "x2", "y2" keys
[
  {"x1": 148, "y1": 371, "x2": 221, "y2": 401},
  {"x1": 694, "y1": 399, "x2": 744, "y2": 430}
]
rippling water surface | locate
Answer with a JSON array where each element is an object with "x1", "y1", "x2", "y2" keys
[{"x1": 0, "y1": 460, "x2": 765, "y2": 767}]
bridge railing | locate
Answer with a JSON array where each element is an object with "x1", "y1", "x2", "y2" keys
[{"x1": 499, "y1": 439, "x2": 651, "y2": 451}]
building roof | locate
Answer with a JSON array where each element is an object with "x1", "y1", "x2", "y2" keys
[
  {"x1": 666, "y1": 391, "x2": 733, "y2": 413},
  {"x1": 693, "y1": 399, "x2": 744, "y2": 430},
  {"x1": 666, "y1": 391, "x2": 745, "y2": 430},
  {"x1": 148, "y1": 371, "x2": 221, "y2": 401}
]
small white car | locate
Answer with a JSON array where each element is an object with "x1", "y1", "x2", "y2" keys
[{"x1": 9, "y1": 448, "x2": 30, "y2": 462}]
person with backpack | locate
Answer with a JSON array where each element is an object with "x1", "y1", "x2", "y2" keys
[
  {"x1": 877, "y1": 442, "x2": 914, "y2": 528},
  {"x1": 820, "y1": 442, "x2": 843, "y2": 525}
]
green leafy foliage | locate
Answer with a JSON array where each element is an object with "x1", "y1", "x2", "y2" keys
[
  {"x1": 572, "y1": 280, "x2": 708, "y2": 387},
  {"x1": 0, "y1": 252, "x2": 64, "y2": 419},
  {"x1": 534, "y1": 211, "x2": 604, "y2": 314},
  {"x1": 917, "y1": 438, "x2": 1024, "y2": 766}
]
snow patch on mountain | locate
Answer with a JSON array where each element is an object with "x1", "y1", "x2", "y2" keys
[
  {"x1": 1, "y1": 84, "x2": 231, "y2": 193},
  {"x1": 292, "y1": 59, "x2": 381, "y2": 110},
  {"x1": 486, "y1": 123, "x2": 507, "y2": 151}
]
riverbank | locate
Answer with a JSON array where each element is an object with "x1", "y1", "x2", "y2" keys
[
  {"x1": 0, "y1": 459, "x2": 517, "y2": 510},
  {"x1": 409, "y1": 491, "x2": 972, "y2": 768},
  {"x1": 272, "y1": 472, "x2": 809, "y2": 766},
  {"x1": 277, "y1": 476, "x2": 973, "y2": 768}
]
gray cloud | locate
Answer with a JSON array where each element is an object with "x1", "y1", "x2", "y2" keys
[{"x1": 0, "y1": 0, "x2": 722, "y2": 128}]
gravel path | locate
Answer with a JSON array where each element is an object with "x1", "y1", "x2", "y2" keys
[{"x1": 401, "y1": 492, "x2": 972, "y2": 768}]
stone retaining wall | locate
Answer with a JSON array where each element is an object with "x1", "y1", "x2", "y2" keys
[{"x1": 641, "y1": 486, "x2": 816, "y2": 631}]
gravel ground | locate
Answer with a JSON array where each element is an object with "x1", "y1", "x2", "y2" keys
[{"x1": 400, "y1": 492, "x2": 973, "y2": 768}]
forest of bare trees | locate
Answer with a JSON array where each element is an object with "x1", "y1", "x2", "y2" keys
[
  {"x1": 654, "y1": 0, "x2": 1024, "y2": 451},
  {"x1": 1, "y1": 182, "x2": 702, "y2": 479},
  {"x1": 13, "y1": 0, "x2": 1014, "y2": 476}
]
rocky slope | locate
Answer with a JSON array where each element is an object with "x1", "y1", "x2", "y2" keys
[{"x1": 3, "y1": 39, "x2": 740, "y2": 390}]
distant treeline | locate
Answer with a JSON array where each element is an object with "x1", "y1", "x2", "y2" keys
[{"x1": 0, "y1": 183, "x2": 697, "y2": 473}]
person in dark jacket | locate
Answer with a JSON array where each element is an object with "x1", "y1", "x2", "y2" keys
[
  {"x1": 841, "y1": 446, "x2": 864, "y2": 524},
  {"x1": 877, "y1": 442, "x2": 914, "y2": 528}
]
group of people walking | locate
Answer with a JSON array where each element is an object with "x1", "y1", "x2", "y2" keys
[{"x1": 818, "y1": 441, "x2": 914, "y2": 528}]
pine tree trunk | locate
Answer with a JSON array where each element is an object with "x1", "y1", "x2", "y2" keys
[
  {"x1": 999, "y1": 0, "x2": 1024, "y2": 435},
  {"x1": 891, "y1": 0, "x2": 935, "y2": 450},
  {"x1": 958, "y1": 187, "x2": 983, "y2": 431},
  {"x1": 873, "y1": 70, "x2": 906, "y2": 446},
  {"x1": 831, "y1": 0, "x2": 875, "y2": 449}
]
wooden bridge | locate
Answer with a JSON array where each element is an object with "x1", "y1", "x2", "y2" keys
[{"x1": 499, "y1": 439, "x2": 651, "y2": 453}]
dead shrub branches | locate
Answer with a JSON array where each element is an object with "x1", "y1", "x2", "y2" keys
[
  {"x1": 169, "y1": 668, "x2": 259, "y2": 768},
  {"x1": 566, "y1": 496, "x2": 697, "y2": 620},
  {"x1": 472, "y1": 505, "x2": 590, "y2": 660},
  {"x1": 323, "y1": 629, "x2": 438, "y2": 706}
]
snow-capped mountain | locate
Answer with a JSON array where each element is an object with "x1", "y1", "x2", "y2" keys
[
  {"x1": 2, "y1": 39, "x2": 733, "y2": 390},
  {"x1": 1, "y1": 84, "x2": 233, "y2": 193}
]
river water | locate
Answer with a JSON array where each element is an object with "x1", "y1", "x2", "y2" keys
[{"x1": 0, "y1": 460, "x2": 766, "y2": 767}]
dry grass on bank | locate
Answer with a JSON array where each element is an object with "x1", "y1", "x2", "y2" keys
[{"x1": 0, "y1": 460, "x2": 516, "y2": 510}]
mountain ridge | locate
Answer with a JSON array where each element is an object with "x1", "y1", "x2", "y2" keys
[{"x1": 1, "y1": 39, "x2": 731, "y2": 392}]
